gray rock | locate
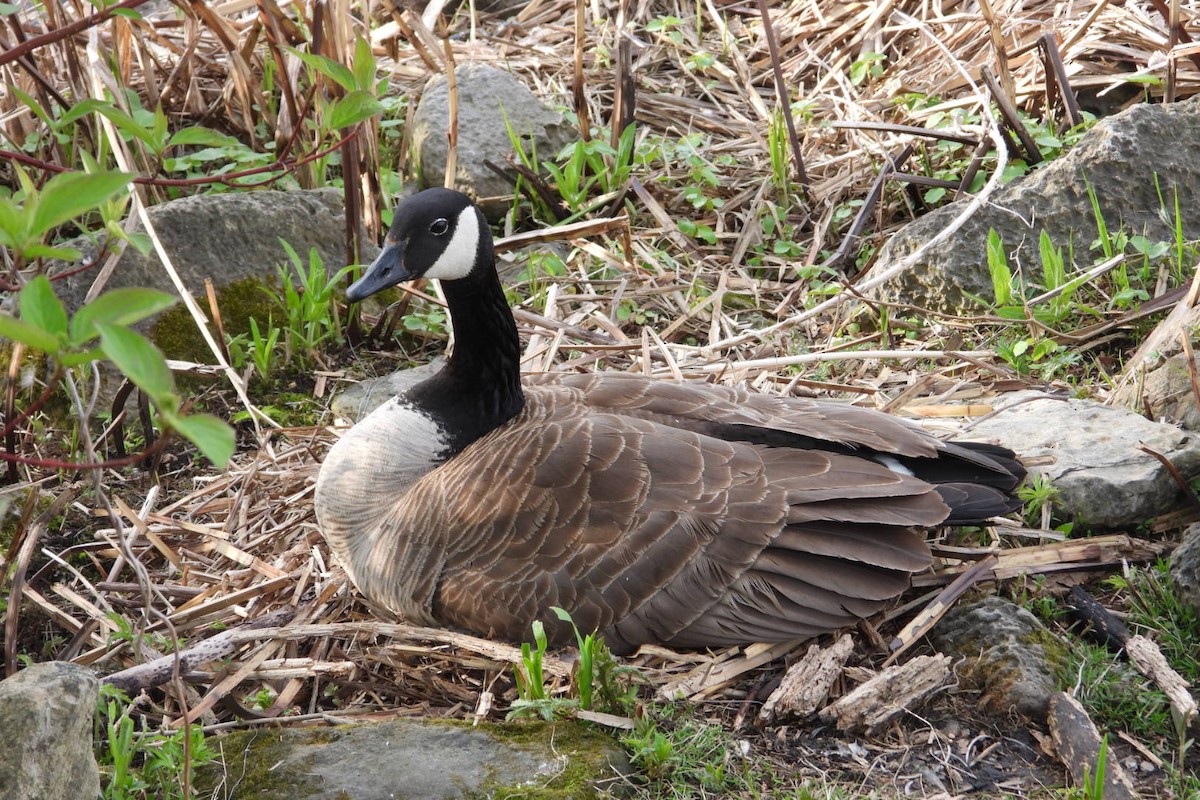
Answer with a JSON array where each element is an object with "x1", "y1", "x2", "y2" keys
[
  {"x1": 47, "y1": 188, "x2": 366, "y2": 313},
  {"x1": 410, "y1": 64, "x2": 576, "y2": 218},
  {"x1": 1169, "y1": 522, "x2": 1200, "y2": 614},
  {"x1": 932, "y1": 597, "x2": 1061, "y2": 719},
  {"x1": 0, "y1": 662, "x2": 100, "y2": 800},
  {"x1": 197, "y1": 718, "x2": 630, "y2": 800},
  {"x1": 1112, "y1": 351, "x2": 1200, "y2": 432},
  {"x1": 866, "y1": 97, "x2": 1200, "y2": 312},
  {"x1": 969, "y1": 392, "x2": 1200, "y2": 527},
  {"x1": 331, "y1": 358, "x2": 445, "y2": 422}
]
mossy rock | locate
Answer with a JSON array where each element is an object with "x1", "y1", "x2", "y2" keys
[
  {"x1": 150, "y1": 276, "x2": 281, "y2": 365},
  {"x1": 932, "y1": 596, "x2": 1063, "y2": 719},
  {"x1": 196, "y1": 718, "x2": 632, "y2": 800}
]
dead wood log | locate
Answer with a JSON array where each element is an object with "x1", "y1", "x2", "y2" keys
[
  {"x1": 1068, "y1": 584, "x2": 1133, "y2": 648},
  {"x1": 1047, "y1": 692, "x2": 1140, "y2": 800},
  {"x1": 100, "y1": 607, "x2": 296, "y2": 694},
  {"x1": 757, "y1": 634, "x2": 853, "y2": 724},
  {"x1": 818, "y1": 653, "x2": 951, "y2": 734}
]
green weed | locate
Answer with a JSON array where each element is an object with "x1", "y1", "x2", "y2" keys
[
  {"x1": 1017, "y1": 472, "x2": 1065, "y2": 530},
  {"x1": 849, "y1": 52, "x2": 887, "y2": 85},
  {"x1": 508, "y1": 608, "x2": 638, "y2": 721},
  {"x1": 1081, "y1": 734, "x2": 1109, "y2": 800},
  {"x1": 97, "y1": 686, "x2": 216, "y2": 800},
  {"x1": 262, "y1": 241, "x2": 354, "y2": 365},
  {"x1": 621, "y1": 709, "x2": 760, "y2": 798}
]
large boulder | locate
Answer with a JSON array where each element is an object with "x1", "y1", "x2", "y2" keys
[
  {"x1": 0, "y1": 662, "x2": 100, "y2": 800},
  {"x1": 47, "y1": 188, "x2": 361, "y2": 313},
  {"x1": 969, "y1": 392, "x2": 1200, "y2": 527},
  {"x1": 866, "y1": 97, "x2": 1200, "y2": 312},
  {"x1": 410, "y1": 63, "x2": 576, "y2": 218}
]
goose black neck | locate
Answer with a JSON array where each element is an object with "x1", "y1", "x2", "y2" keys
[{"x1": 408, "y1": 225, "x2": 525, "y2": 454}]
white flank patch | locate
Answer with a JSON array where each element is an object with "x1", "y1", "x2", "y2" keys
[
  {"x1": 873, "y1": 454, "x2": 915, "y2": 476},
  {"x1": 424, "y1": 206, "x2": 481, "y2": 281}
]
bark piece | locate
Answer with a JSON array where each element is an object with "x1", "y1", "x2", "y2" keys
[
  {"x1": 1047, "y1": 692, "x2": 1139, "y2": 800},
  {"x1": 1125, "y1": 635, "x2": 1199, "y2": 727},
  {"x1": 818, "y1": 653, "x2": 951, "y2": 734},
  {"x1": 757, "y1": 634, "x2": 853, "y2": 724}
]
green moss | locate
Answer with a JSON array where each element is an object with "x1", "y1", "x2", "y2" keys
[
  {"x1": 440, "y1": 718, "x2": 630, "y2": 800},
  {"x1": 475, "y1": 724, "x2": 633, "y2": 796},
  {"x1": 1021, "y1": 627, "x2": 1070, "y2": 681},
  {"x1": 150, "y1": 276, "x2": 282, "y2": 364},
  {"x1": 252, "y1": 393, "x2": 324, "y2": 427},
  {"x1": 193, "y1": 729, "x2": 294, "y2": 800}
]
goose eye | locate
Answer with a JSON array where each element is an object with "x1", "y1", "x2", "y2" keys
[{"x1": 429, "y1": 218, "x2": 449, "y2": 236}]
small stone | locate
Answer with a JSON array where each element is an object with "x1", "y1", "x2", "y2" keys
[
  {"x1": 0, "y1": 662, "x2": 100, "y2": 800},
  {"x1": 939, "y1": 719, "x2": 962, "y2": 740},
  {"x1": 330, "y1": 358, "x2": 446, "y2": 422}
]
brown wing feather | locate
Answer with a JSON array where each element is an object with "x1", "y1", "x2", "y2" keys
[{"x1": 394, "y1": 384, "x2": 937, "y2": 651}]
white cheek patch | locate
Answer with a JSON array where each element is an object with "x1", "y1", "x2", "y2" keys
[{"x1": 423, "y1": 206, "x2": 481, "y2": 280}]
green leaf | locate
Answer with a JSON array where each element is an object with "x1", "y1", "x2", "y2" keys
[
  {"x1": 151, "y1": 104, "x2": 169, "y2": 151},
  {"x1": 58, "y1": 98, "x2": 110, "y2": 127},
  {"x1": 352, "y1": 37, "x2": 376, "y2": 92},
  {"x1": 289, "y1": 48, "x2": 356, "y2": 92},
  {"x1": 0, "y1": 314, "x2": 59, "y2": 353},
  {"x1": 71, "y1": 288, "x2": 177, "y2": 346},
  {"x1": 0, "y1": 196, "x2": 29, "y2": 248},
  {"x1": 19, "y1": 275, "x2": 68, "y2": 338},
  {"x1": 30, "y1": 171, "x2": 131, "y2": 237},
  {"x1": 327, "y1": 90, "x2": 382, "y2": 130},
  {"x1": 97, "y1": 323, "x2": 175, "y2": 401},
  {"x1": 923, "y1": 187, "x2": 946, "y2": 204},
  {"x1": 167, "y1": 127, "x2": 241, "y2": 149},
  {"x1": 11, "y1": 85, "x2": 52, "y2": 128},
  {"x1": 167, "y1": 412, "x2": 235, "y2": 467},
  {"x1": 22, "y1": 243, "x2": 83, "y2": 261}
]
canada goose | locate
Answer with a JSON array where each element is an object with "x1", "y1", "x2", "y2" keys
[{"x1": 315, "y1": 188, "x2": 1025, "y2": 653}]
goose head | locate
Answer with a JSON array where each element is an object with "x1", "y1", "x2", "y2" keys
[{"x1": 347, "y1": 188, "x2": 492, "y2": 302}]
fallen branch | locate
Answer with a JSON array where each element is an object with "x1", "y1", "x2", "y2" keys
[
  {"x1": 100, "y1": 607, "x2": 297, "y2": 694},
  {"x1": 1047, "y1": 692, "x2": 1140, "y2": 800}
]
